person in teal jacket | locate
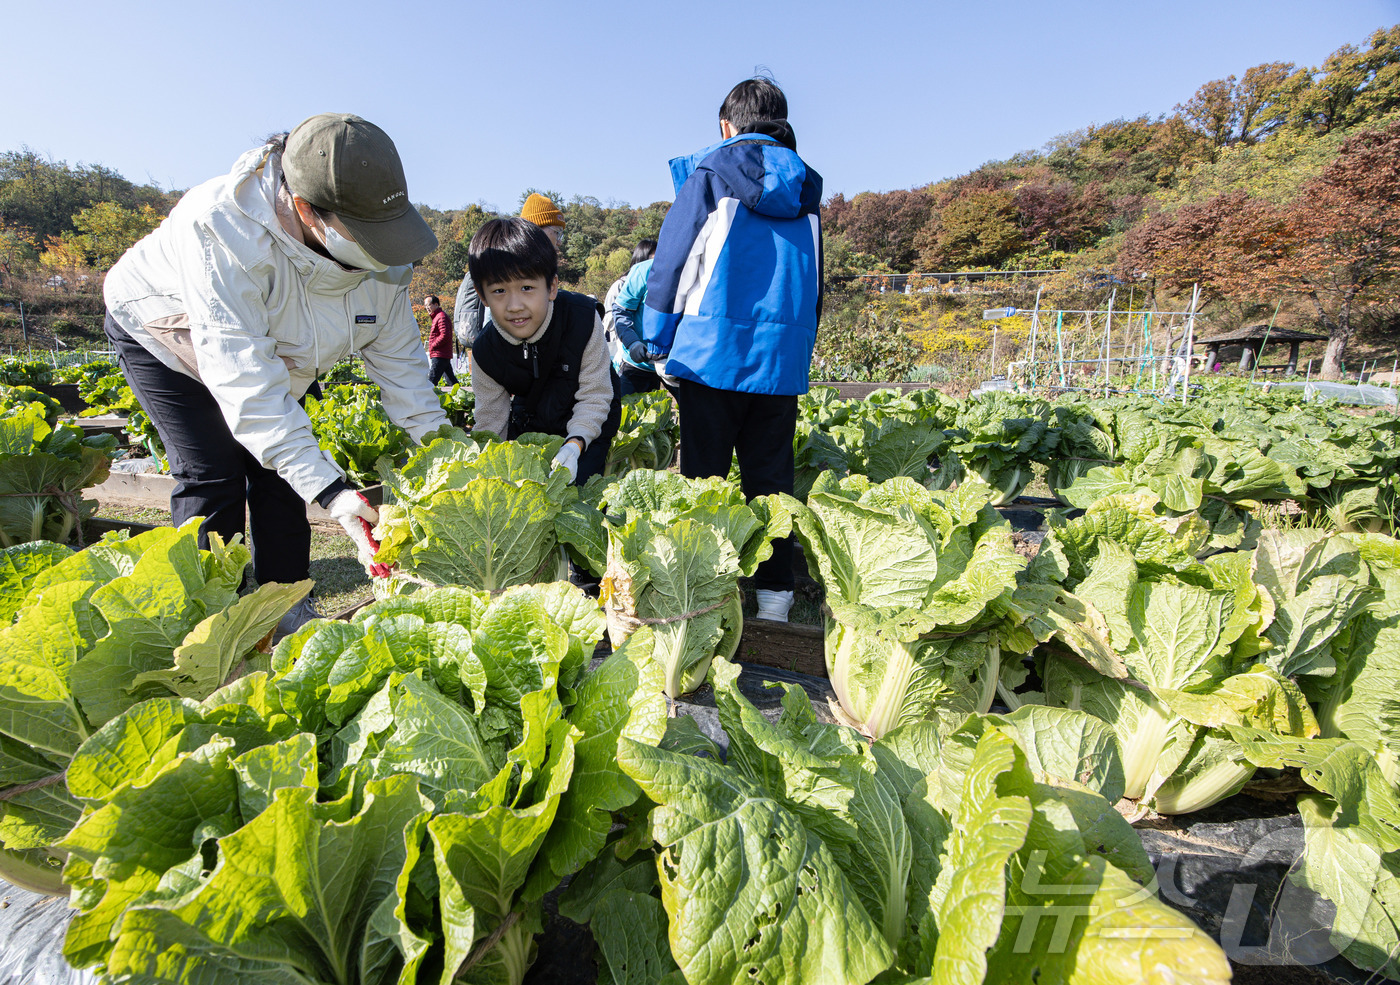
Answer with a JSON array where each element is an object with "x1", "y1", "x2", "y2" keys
[{"x1": 605, "y1": 240, "x2": 662, "y2": 396}]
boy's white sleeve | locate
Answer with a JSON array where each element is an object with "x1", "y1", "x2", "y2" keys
[
  {"x1": 471, "y1": 365, "x2": 512, "y2": 438},
  {"x1": 565, "y1": 314, "x2": 615, "y2": 447}
]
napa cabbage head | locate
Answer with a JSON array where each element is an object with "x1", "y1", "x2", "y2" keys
[
  {"x1": 1046, "y1": 403, "x2": 1118, "y2": 504},
  {"x1": 575, "y1": 470, "x2": 791, "y2": 697},
  {"x1": 786, "y1": 474, "x2": 1026, "y2": 738},
  {"x1": 374, "y1": 432, "x2": 577, "y2": 593},
  {"x1": 944, "y1": 396, "x2": 1059, "y2": 505},
  {"x1": 1035, "y1": 521, "x2": 1323, "y2": 814},
  {"x1": 605, "y1": 390, "x2": 678, "y2": 476}
]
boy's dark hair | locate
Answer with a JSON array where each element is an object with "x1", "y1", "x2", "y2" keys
[
  {"x1": 718, "y1": 78, "x2": 787, "y2": 129},
  {"x1": 468, "y1": 217, "x2": 558, "y2": 290},
  {"x1": 632, "y1": 239, "x2": 657, "y2": 266}
]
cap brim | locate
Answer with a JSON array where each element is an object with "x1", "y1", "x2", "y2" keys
[{"x1": 339, "y1": 206, "x2": 438, "y2": 267}]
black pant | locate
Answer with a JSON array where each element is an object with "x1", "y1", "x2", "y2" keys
[
  {"x1": 674, "y1": 378, "x2": 796, "y2": 591},
  {"x1": 576, "y1": 368, "x2": 623, "y2": 486},
  {"x1": 104, "y1": 314, "x2": 313, "y2": 585},
  {"x1": 429, "y1": 357, "x2": 457, "y2": 385},
  {"x1": 618, "y1": 363, "x2": 661, "y2": 397}
]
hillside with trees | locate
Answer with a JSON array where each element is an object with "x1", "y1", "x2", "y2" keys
[
  {"x1": 2, "y1": 25, "x2": 1397, "y2": 379},
  {"x1": 816, "y1": 25, "x2": 1400, "y2": 379}
]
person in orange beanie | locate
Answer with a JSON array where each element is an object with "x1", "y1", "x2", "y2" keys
[{"x1": 519, "y1": 192, "x2": 565, "y2": 246}]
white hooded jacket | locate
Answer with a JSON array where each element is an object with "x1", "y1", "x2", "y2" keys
[{"x1": 103, "y1": 143, "x2": 448, "y2": 502}]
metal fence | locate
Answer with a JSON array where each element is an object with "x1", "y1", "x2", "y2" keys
[{"x1": 1, "y1": 347, "x2": 117, "y2": 369}]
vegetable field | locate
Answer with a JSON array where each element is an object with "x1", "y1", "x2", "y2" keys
[{"x1": 0, "y1": 375, "x2": 1397, "y2": 984}]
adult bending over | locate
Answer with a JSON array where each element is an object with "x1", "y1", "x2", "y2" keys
[{"x1": 102, "y1": 113, "x2": 450, "y2": 638}]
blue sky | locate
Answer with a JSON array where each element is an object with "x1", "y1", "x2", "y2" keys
[{"x1": 3, "y1": 0, "x2": 1396, "y2": 212}]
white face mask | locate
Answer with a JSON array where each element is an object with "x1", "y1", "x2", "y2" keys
[{"x1": 318, "y1": 220, "x2": 389, "y2": 272}]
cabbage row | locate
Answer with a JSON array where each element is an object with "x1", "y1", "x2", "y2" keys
[
  {"x1": 57, "y1": 582, "x2": 664, "y2": 985},
  {"x1": 0, "y1": 392, "x2": 120, "y2": 546},
  {"x1": 0, "y1": 515, "x2": 1234, "y2": 983},
  {"x1": 794, "y1": 385, "x2": 1400, "y2": 531},
  {"x1": 372, "y1": 431, "x2": 786, "y2": 700},
  {"x1": 786, "y1": 468, "x2": 1400, "y2": 981},
  {"x1": 0, "y1": 521, "x2": 309, "y2": 894}
]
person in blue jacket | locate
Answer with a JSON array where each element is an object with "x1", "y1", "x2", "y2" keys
[{"x1": 641, "y1": 77, "x2": 822, "y2": 622}]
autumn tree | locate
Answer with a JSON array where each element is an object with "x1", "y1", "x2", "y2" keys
[
  {"x1": 1174, "y1": 61, "x2": 1305, "y2": 157},
  {"x1": 1119, "y1": 121, "x2": 1400, "y2": 378},
  {"x1": 918, "y1": 189, "x2": 1023, "y2": 269},
  {"x1": 0, "y1": 220, "x2": 34, "y2": 283},
  {"x1": 557, "y1": 195, "x2": 641, "y2": 282},
  {"x1": 1116, "y1": 190, "x2": 1286, "y2": 321},
  {"x1": 1013, "y1": 180, "x2": 1112, "y2": 253},
  {"x1": 822, "y1": 232, "x2": 893, "y2": 280},
  {"x1": 434, "y1": 203, "x2": 499, "y2": 282},
  {"x1": 1177, "y1": 78, "x2": 1239, "y2": 161},
  {"x1": 1290, "y1": 26, "x2": 1400, "y2": 135},
  {"x1": 69, "y1": 201, "x2": 163, "y2": 269},
  {"x1": 1269, "y1": 120, "x2": 1400, "y2": 377},
  {"x1": 824, "y1": 189, "x2": 933, "y2": 270},
  {"x1": 448, "y1": 203, "x2": 497, "y2": 247},
  {"x1": 632, "y1": 201, "x2": 671, "y2": 242},
  {"x1": 1142, "y1": 115, "x2": 1213, "y2": 186},
  {"x1": 38, "y1": 233, "x2": 88, "y2": 273},
  {"x1": 1237, "y1": 64, "x2": 1305, "y2": 143},
  {"x1": 0, "y1": 150, "x2": 171, "y2": 244},
  {"x1": 580, "y1": 246, "x2": 633, "y2": 299}
]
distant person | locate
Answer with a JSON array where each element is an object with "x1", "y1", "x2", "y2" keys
[
  {"x1": 424, "y1": 295, "x2": 457, "y2": 385},
  {"x1": 453, "y1": 193, "x2": 566, "y2": 349},
  {"x1": 604, "y1": 239, "x2": 663, "y2": 396},
  {"x1": 467, "y1": 218, "x2": 620, "y2": 485},
  {"x1": 641, "y1": 77, "x2": 822, "y2": 622},
  {"x1": 101, "y1": 113, "x2": 450, "y2": 639}
]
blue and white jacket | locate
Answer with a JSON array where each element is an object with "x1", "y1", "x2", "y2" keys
[{"x1": 641, "y1": 124, "x2": 823, "y2": 395}]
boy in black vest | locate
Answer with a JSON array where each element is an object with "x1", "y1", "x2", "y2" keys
[{"x1": 468, "y1": 217, "x2": 620, "y2": 483}]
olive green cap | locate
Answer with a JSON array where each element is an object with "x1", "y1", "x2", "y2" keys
[{"x1": 282, "y1": 113, "x2": 437, "y2": 266}]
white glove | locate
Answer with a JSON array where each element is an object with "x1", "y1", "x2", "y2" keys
[
  {"x1": 328, "y1": 489, "x2": 391, "y2": 578},
  {"x1": 652, "y1": 356, "x2": 681, "y2": 388},
  {"x1": 551, "y1": 440, "x2": 581, "y2": 481}
]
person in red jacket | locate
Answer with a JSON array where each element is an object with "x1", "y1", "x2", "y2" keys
[{"x1": 425, "y1": 294, "x2": 457, "y2": 385}]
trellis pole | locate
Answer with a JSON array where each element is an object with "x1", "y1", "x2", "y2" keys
[
  {"x1": 1055, "y1": 311, "x2": 1066, "y2": 386},
  {"x1": 1180, "y1": 284, "x2": 1201, "y2": 405},
  {"x1": 1135, "y1": 312, "x2": 1153, "y2": 391},
  {"x1": 1250, "y1": 301, "x2": 1282, "y2": 385},
  {"x1": 1124, "y1": 300, "x2": 1138, "y2": 383},
  {"x1": 1027, "y1": 286, "x2": 1043, "y2": 388},
  {"x1": 1100, "y1": 290, "x2": 1116, "y2": 383}
]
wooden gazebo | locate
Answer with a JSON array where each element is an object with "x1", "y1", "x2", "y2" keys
[{"x1": 1194, "y1": 325, "x2": 1328, "y2": 374}]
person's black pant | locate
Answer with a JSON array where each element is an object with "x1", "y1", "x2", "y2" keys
[
  {"x1": 104, "y1": 313, "x2": 312, "y2": 585},
  {"x1": 618, "y1": 363, "x2": 661, "y2": 397},
  {"x1": 429, "y1": 357, "x2": 457, "y2": 385},
  {"x1": 674, "y1": 378, "x2": 796, "y2": 591},
  {"x1": 576, "y1": 369, "x2": 623, "y2": 486}
]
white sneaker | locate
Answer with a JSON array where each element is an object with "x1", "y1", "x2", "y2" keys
[
  {"x1": 272, "y1": 596, "x2": 321, "y2": 644},
  {"x1": 755, "y1": 589, "x2": 794, "y2": 623}
]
